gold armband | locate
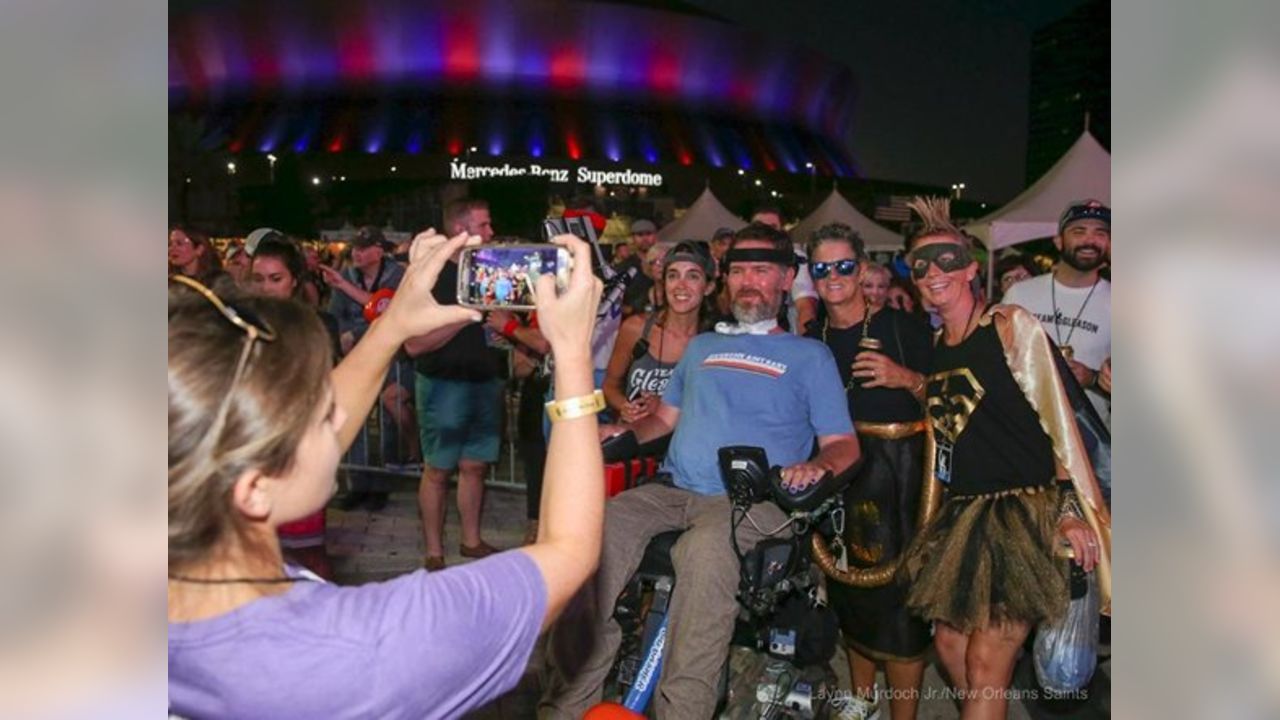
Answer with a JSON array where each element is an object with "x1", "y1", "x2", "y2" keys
[{"x1": 545, "y1": 389, "x2": 606, "y2": 422}]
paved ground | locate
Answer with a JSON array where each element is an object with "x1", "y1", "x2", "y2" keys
[{"x1": 326, "y1": 481, "x2": 1109, "y2": 719}]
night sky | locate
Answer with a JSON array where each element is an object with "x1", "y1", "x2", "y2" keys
[{"x1": 683, "y1": 0, "x2": 1089, "y2": 203}]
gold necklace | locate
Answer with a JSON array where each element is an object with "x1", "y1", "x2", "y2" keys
[{"x1": 822, "y1": 303, "x2": 880, "y2": 391}]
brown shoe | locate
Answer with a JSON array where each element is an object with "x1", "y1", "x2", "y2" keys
[
  {"x1": 459, "y1": 541, "x2": 499, "y2": 559},
  {"x1": 423, "y1": 555, "x2": 446, "y2": 571}
]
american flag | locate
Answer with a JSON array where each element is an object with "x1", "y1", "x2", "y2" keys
[{"x1": 874, "y1": 195, "x2": 913, "y2": 223}]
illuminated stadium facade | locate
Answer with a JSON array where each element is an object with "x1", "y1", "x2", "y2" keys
[{"x1": 169, "y1": 0, "x2": 865, "y2": 235}]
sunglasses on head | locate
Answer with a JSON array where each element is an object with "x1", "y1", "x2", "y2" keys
[
  {"x1": 907, "y1": 242, "x2": 974, "y2": 279},
  {"x1": 808, "y1": 258, "x2": 858, "y2": 280},
  {"x1": 170, "y1": 275, "x2": 279, "y2": 448},
  {"x1": 170, "y1": 275, "x2": 277, "y2": 342}
]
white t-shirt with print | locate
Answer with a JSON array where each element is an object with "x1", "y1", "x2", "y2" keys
[{"x1": 1003, "y1": 273, "x2": 1111, "y2": 424}]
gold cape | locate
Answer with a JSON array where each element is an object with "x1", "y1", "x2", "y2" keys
[{"x1": 987, "y1": 304, "x2": 1112, "y2": 616}]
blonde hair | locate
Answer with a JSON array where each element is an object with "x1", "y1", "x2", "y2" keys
[
  {"x1": 904, "y1": 196, "x2": 970, "y2": 250},
  {"x1": 861, "y1": 263, "x2": 891, "y2": 282},
  {"x1": 168, "y1": 288, "x2": 332, "y2": 570}
]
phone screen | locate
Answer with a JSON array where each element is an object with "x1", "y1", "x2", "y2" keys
[{"x1": 458, "y1": 244, "x2": 571, "y2": 309}]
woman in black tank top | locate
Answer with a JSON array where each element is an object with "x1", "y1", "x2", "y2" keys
[
  {"x1": 895, "y1": 198, "x2": 1111, "y2": 720},
  {"x1": 602, "y1": 241, "x2": 716, "y2": 425}
]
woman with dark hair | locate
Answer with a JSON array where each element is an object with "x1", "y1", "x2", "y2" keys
[
  {"x1": 603, "y1": 240, "x2": 717, "y2": 425},
  {"x1": 168, "y1": 226, "x2": 225, "y2": 287},
  {"x1": 804, "y1": 222, "x2": 933, "y2": 720},
  {"x1": 249, "y1": 237, "x2": 343, "y2": 577},
  {"x1": 897, "y1": 198, "x2": 1111, "y2": 720},
  {"x1": 169, "y1": 231, "x2": 606, "y2": 719}
]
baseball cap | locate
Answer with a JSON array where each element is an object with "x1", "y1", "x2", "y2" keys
[
  {"x1": 631, "y1": 219, "x2": 657, "y2": 234},
  {"x1": 244, "y1": 227, "x2": 284, "y2": 256},
  {"x1": 663, "y1": 240, "x2": 716, "y2": 276},
  {"x1": 1059, "y1": 199, "x2": 1110, "y2": 234},
  {"x1": 351, "y1": 225, "x2": 390, "y2": 250}
]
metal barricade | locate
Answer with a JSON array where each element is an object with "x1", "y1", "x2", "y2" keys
[{"x1": 338, "y1": 351, "x2": 524, "y2": 491}]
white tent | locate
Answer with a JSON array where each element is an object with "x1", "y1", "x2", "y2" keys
[
  {"x1": 966, "y1": 131, "x2": 1111, "y2": 250},
  {"x1": 658, "y1": 187, "x2": 746, "y2": 243},
  {"x1": 790, "y1": 188, "x2": 904, "y2": 252}
]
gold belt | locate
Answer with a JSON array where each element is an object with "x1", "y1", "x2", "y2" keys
[{"x1": 854, "y1": 420, "x2": 927, "y2": 440}]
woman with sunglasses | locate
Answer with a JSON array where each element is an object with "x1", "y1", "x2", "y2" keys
[
  {"x1": 804, "y1": 222, "x2": 933, "y2": 720},
  {"x1": 897, "y1": 198, "x2": 1111, "y2": 720},
  {"x1": 169, "y1": 231, "x2": 606, "y2": 719},
  {"x1": 603, "y1": 241, "x2": 717, "y2": 425}
]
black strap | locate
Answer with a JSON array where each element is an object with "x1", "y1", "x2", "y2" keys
[
  {"x1": 631, "y1": 311, "x2": 660, "y2": 363},
  {"x1": 892, "y1": 310, "x2": 906, "y2": 365}
]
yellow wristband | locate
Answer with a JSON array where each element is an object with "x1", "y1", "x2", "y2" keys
[{"x1": 545, "y1": 389, "x2": 606, "y2": 422}]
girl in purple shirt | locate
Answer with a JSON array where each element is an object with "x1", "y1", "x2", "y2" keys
[{"x1": 168, "y1": 232, "x2": 606, "y2": 719}]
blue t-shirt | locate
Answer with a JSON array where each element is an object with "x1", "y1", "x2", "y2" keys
[
  {"x1": 494, "y1": 276, "x2": 513, "y2": 302},
  {"x1": 168, "y1": 551, "x2": 546, "y2": 719},
  {"x1": 660, "y1": 332, "x2": 854, "y2": 495}
]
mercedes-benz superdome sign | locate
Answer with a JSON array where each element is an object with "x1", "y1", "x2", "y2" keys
[{"x1": 449, "y1": 160, "x2": 664, "y2": 187}]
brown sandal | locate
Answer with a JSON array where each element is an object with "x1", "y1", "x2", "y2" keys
[
  {"x1": 423, "y1": 555, "x2": 446, "y2": 571},
  {"x1": 459, "y1": 541, "x2": 499, "y2": 559}
]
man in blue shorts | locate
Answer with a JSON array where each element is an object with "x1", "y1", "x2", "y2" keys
[
  {"x1": 541, "y1": 223, "x2": 861, "y2": 719},
  {"x1": 405, "y1": 198, "x2": 500, "y2": 571}
]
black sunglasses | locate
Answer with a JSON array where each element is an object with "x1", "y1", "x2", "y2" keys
[{"x1": 808, "y1": 259, "x2": 858, "y2": 280}]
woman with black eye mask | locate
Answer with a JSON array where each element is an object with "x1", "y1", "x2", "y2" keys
[{"x1": 896, "y1": 197, "x2": 1111, "y2": 720}]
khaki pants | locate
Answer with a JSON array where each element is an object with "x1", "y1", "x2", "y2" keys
[{"x1": 540, "y1": 483, "x2": 789, "y2": 719}]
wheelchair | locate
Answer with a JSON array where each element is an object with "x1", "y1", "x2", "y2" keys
[{"x1": 594, "y1": 434, "x2": 853, "y2": 719}]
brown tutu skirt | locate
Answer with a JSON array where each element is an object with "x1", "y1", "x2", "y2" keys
[{"x1": 899, "y1": 483, "x2": 1068, "y2": 633}]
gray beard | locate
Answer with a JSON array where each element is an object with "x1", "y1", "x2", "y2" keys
[{"x1": 732, "y1": 297, "x2": 781, "y2": 325}]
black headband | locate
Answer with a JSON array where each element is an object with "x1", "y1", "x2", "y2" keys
[{"x1": 723, "y1": 248, "x2": 795, "y2": 268}]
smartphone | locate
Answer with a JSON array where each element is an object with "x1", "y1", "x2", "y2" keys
[{"x1": 457, "y1": 243, "x2": 572, "y2": 310}]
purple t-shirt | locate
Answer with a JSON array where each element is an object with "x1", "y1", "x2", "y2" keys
[{"x1": 168, "y1": 551, "x2": 546, "y2": 719}]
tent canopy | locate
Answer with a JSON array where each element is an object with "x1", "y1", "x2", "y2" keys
[
  {"x1": 658, "y1": 187, "x2": 746, "y2": 244},
  {"x1": 789, "y1": 188, "x2": 904, "y2": 253},
  {"x1": 966, "y1": 131, "x2": 1111, "y2": 250}
]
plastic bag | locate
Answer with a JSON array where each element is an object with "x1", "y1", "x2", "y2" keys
[{"x1": 1033, "y1": 565, "x2": 1100, "y2": 694}]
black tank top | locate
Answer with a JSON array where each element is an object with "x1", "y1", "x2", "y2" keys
[
  {"x1": 624, "y1": 312, "x2": 677, "y2": 400},
  {"x1": 807, "y1": 308, "x2": 932, "y2": 424},
  {"x1": 927, "y1": 319, "x2": 1055, "y2": 495}
]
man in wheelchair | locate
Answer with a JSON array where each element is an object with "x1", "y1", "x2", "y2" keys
[{"x1": 541, "y1": 224, "x2": 861, "y2": 719}]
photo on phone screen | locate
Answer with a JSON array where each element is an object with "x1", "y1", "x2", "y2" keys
[{"x1": 457, "y1": 244, "x2": 572, "y2": 310}]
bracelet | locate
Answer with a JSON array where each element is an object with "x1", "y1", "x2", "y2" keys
[
  {"x1": 502, "y1": 319, "x2": 520, "y2": 338},
  {"x1": 1057, "y1": 480, "x2": 1084, "y2": 521},
  {"x1": 545, "y1": 389, "x2": 606, "y2": 422}
]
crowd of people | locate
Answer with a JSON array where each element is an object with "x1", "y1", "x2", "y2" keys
[{"x1": 168, "y1": 193, "x2": 1112, "y2": 720}]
